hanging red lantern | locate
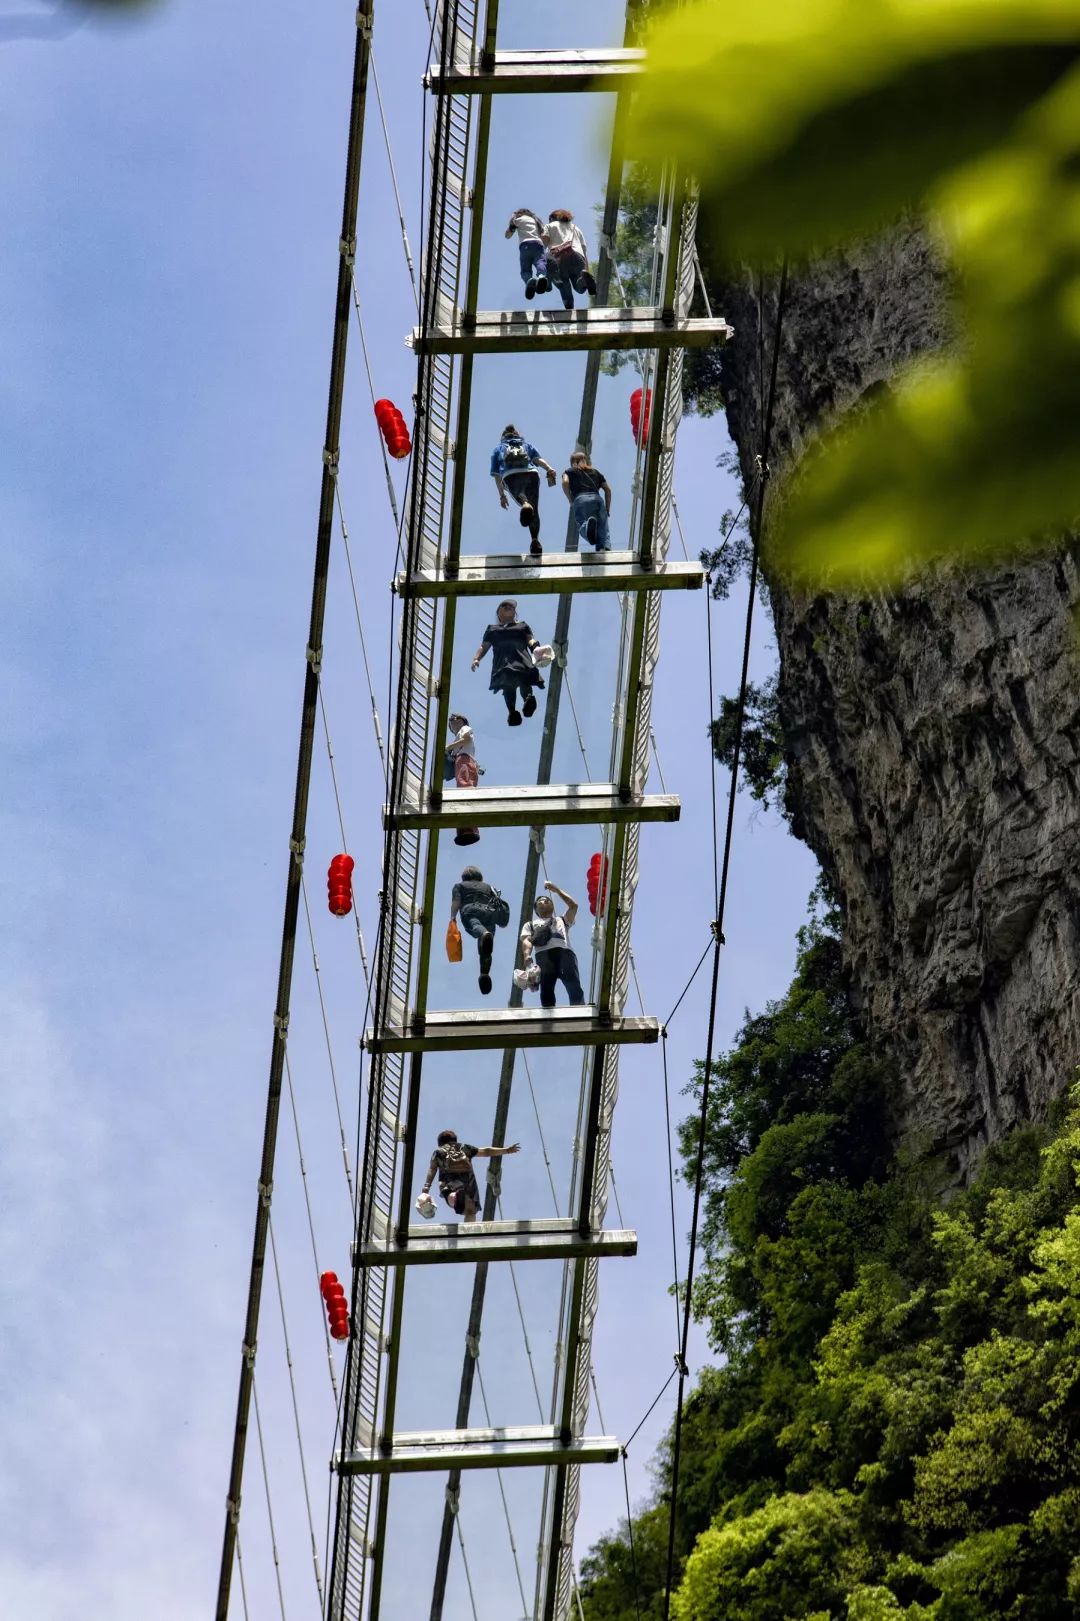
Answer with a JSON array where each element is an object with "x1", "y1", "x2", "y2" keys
[
  {"x1": 629, "y1": 386, "x2": 652, "y2": 446},
  {"x1": 374, "y1": 398, "x2": 412, "y2": 460},
  {"x1": 586, "y1": 853, "x2": 609, "y2": 918},
  {"x1": 327, "y1": 853, "x2": 355, "y2": 917},
  {"x1": 320, "y1": 1270, "x2": 350, "y2": 1341}
]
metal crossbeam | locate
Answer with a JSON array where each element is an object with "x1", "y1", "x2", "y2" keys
[
  {"x1": 385, "y1": 783, "x2": 680, "y2": 831},
  {"x1": 357, "y1": 1218, "x2": 638, "y2": 1267},
  {"x1": 336, "y1": 1425, "x2": 619, "y2": 1476},
  {"x1": 365, "y1": 1007, "x2": 660, "y2": 1054},
  {"x1": 411, "y1": 305, "x2": 732, "y2": 356},
  {"x1": 396, "y1": 552, "x2": 704, "y2": 599},
  {"x1": 429, "y1": 45, "x2": 646, "y2": 95}
]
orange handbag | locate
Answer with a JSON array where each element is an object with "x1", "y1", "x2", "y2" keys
[{"x1": 446, "y1": 920, "x2": 463, "y2": 963}]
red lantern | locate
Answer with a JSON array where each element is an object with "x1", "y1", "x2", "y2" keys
[
  {"x1": 629, "y1": 386, "x2": 652, "y2": 446},
  {"x1": 586, "y1": 853, "x2": 608, "y2": 918},
  {"x1": 374, "y1": 398, "x2": 412, "y2": 460},
  {"x1": 327, "y1": 853, "x2": 354, "y2": 917},
  {"x1": 320, "y1": 1270, "x2": 350, "y2": 1341}
]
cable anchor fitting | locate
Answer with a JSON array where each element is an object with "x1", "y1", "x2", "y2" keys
[
  {"x1": 322, "y1": 448, "x2": 339, "y2": 479},
  {"x1": 465, "y1": 1334, "x2": 480, "y2": 1359},
  {"x1": 273, "y1": 1012, "x2": 289, "y2": 1041},
  {"x1": 306, "y1": 643, "x2": 322, "y2": 675},
  {"x1": 242, "y1": 1340, "x2": 257, "y2": 1370},
  {"x1": 339, "y1": 235, "x2": 356, "y2": 269},
  {"x1": 710, "y1": 919, "x2": 726, "y2": 946},
  {"x1": 289, "y1": 836, "x2": 305, "y2": 867},
  {"x1": 674, "y1": 1351, "x2": 689, "y2": 1377}
]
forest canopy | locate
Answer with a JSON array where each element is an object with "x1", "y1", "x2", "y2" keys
[{"x1": 579, "y1": 921, "x2": 1080, "y2": 1619}]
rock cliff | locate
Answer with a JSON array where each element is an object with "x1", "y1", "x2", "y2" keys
[{"x1": 715, "y1": 227, "x2": 1080, "y2": 1181}]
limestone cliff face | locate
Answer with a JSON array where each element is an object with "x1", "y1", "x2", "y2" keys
[{"x1": 717, "y1": 228, "x2": 1080, "y2": 1181}]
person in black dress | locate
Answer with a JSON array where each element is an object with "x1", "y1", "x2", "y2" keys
[{"x1": 471, "y1": 599, "x2": 545, "y2": 727}]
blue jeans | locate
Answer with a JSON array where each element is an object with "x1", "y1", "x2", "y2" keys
[
  {"x1": 571, "y1": 491, "x2": 610, "y2": 549},
  {"x1": 518, "y1": 238, "x2": 546, "y2": 286},
  {"x1": 545, "y1": 248, "x2": 589, "y2": 309}
]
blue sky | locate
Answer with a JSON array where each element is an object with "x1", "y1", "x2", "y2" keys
[{"x1": 0, "y1": 2, "x2": 817, "y2": 1616}]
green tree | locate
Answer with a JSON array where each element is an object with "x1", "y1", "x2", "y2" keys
[{"x1": 631, "y1": 0, "x2": 1080, "y2": 584}]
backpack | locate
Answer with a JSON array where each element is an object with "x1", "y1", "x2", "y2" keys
[
  {"x1": 502, "y1": 439, "x2": 530, "y2": 471},
  {"x1": 490, "y1": 889, "x2": 511, "y2": 929}
]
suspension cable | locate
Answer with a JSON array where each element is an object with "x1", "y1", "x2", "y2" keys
[
  {"x1": 251, "y1": 1370, "x2": 288, "y2": 1621},
  {"x1": 370, "y1": 50, "x2": 419, "y2": 310},
  {"x1": 330, "y1": 490, "x2": 387, "y2": 772},
  {"x1": 266, "y1": 1210, "x2": 326, "y2": 1611},
  {"x1": 212, "y1": 12, "x2": 375, "y2": 1615},
  {"x1": 298, "y1": 870, "x2": 357, "y2": 1205},
  {"x1": 660, "y1": 261, "x2": 789, "y2": 1617},
  {"x1": 282, "y1": 1047, "x2": 340, "y2": 1403}
]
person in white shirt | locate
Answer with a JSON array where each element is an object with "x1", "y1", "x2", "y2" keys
[
  {"x1": 447, "y1": 712, "x2": 480, "y2": 847},
  {"x1": 520, "y1": 880, "x2": 586, "y2": 1008},
  {"x1": 504, "y1": 207, "x2": 550, "y2": 300},
  {"x1": 543, "y1": 209, "x2": 597, "y2": 310}
]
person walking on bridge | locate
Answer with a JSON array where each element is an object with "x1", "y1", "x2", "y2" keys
[
  {"x1": 471, "y1": 599, "x2": 546, "y2": 728},
  {"x1": 450, "y1": 863, "x2": 510, "y2": 995},
  {"x1": 446, "y1": 712, "x2": 480, "y2": 847},
  {"x1": 418, "y1": 1130, "x2": 521, "y2": 1224},
  {"x1": 504, "y1": 207, "x2": 549, "y2": 300},
  {"x1": 520, "y1": 880, "x2": 586, "y2": 1008},
  {"x1": 543, "y1": 208, "x2": 597, "y2": 310},
  {"x1": 562, "y1": 450, "x2": 612, "y2": 551},
  {"x1": 490, "y1": 423, "x2": 557, "y2": 555}
]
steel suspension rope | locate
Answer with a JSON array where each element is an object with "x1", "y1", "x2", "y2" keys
[
  {"x1": 213, "y1": 10, "x2": 376, "y2": 1616},
  {"x1": 660, "y1": 260, "x2": 789, "y2": 1618}
]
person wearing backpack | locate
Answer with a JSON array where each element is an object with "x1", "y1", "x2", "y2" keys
[
  {"x1": 471, "y1": 599, "x2": 547, "y2": 727},
  {"x1": 418, "y1": 1130, "x2": 521, "y2": 1224},
  {"x1": 490, "y1": 423, "x2": 557, "y2": 555},
  {"x1": 519, "y1": 880, "x2": 586, "y2": 1008},
  {"x1": 504, "y1": 207, "x2": 550, "y2": 300},
  {"x1": 450, "y1": 863, "x2": 511, "y2": 995},
  {"x1": 543, "y1": 209, "x2": 597, "y2": 310},
  {"x1": 562, "y1": 450, "x2": 613, "y2": 550}
]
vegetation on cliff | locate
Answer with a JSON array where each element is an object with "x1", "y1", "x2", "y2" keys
[{"x1": 579, "y1": 919, "x2": 1080, "y2": 1618}]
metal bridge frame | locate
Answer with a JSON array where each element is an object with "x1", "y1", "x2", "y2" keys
[{"x1": 325, "y1": 4, "x2": 730, "y2": 1619}]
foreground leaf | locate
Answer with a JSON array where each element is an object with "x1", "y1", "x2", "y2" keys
[
  {"x1": 634, "y1": 0, "x2": 1080, "y2": 258},
  {"x1": 770, "y1": 66, "x2": 1080, "y2": 585}
]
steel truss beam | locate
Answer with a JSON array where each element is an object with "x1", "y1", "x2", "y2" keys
[
  {"x1": 428, "y1": 45, "x2": 646, "y2": 95},
  {"x1": 357, "y1": 1217, "x2": 638, "y2": 1267},
  {"x1": 384, "y1": 782, "x2": 680, "y2": 831},
  {"x1": 411, "y1": 305, "x2": 731, "y2": 356},
  {"x1": 365, "y1": 1007, "x2": 660, "y2": 1055},
  {"x1": 396, "y1": 553, "x2": 704, "y2": 598},
  {"x1": 337, "y1": 1425, "x2": 620, "y2": 1475}
]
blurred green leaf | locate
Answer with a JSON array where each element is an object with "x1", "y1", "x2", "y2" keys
[
  {"x1": 634, "y1": 0, "x2": 1080, "y2": 258},
  {"x1": 772, "y1": 65, "x2": 1080, "y2": 585}
]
